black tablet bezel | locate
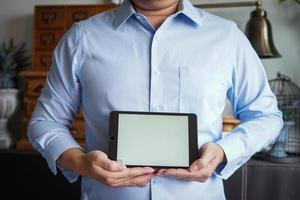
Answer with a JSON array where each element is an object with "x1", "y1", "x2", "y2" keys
[{"x1": 108, "y1": 111, "x2": 198, "y2": 169}]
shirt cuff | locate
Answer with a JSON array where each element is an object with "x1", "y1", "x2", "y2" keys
[
  {"x1": 214, "y1": 133, "x2": 248, "y2": 180},
  {"x1": 33, "y1": 133, "x2": 82, "y2": 183}
]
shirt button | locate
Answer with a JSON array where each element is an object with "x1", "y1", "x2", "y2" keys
[
  {"x1": 154, "y1": 69, "x2": 160, "y2": 76},
  {"x1": 153, "y1": 179, "x2": 161, "y2": 185}
]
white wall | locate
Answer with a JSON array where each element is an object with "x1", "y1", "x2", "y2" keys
[{"x1": 0, "y1": 0, "x2": 299, "y2": 85}]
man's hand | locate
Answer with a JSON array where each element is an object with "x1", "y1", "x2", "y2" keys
[
  {"x1": 57, "y1": 149, "x2": 156, "y2": 187},
  {"x1": 161, "y1": 142, "x2": 225, "y2": 182}
]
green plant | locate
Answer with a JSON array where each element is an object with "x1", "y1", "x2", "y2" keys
[
  {"x1": 279, "y1": 0, "x2": 300, "y2": 4},
  {"x1": 281, "y1": 107, "x2": 298, "y2": 121},
  {"x1": 0, "y1": 39, "x2": 30, "y2": 76}
]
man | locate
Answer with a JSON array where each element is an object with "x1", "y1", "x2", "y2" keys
[{"x1": 28, "y1": 0, "x2": 283, "y2": 199}]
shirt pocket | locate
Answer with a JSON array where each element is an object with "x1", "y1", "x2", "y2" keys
[{"x1": 179, "y1": 65, "x2": 228, "y2": 118}]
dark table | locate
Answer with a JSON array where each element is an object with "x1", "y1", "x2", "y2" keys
[
  {"x1": 225, "y1": 157, "x2": 300, "y2": 200},
  {"x1": 0, "y1": 149, "x2": 80, "y2": 200},
  {"x1": 1, "y1": 149, "x2": 300, "y2": 200}
]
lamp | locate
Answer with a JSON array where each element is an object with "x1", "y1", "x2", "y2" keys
[{"x1": 194, "y1": 0, "x2": 281, "y2": 58}]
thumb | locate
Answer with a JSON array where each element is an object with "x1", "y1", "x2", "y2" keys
[
  {"x1": 189, "y1": 143, "x2": 216, "y2": 172},
  {"x1": 93, "y1": 151, "x2": 126, "y2": 171},
  {"x1": 199, "y1": 143, "x2": 218, "y2": 166}
]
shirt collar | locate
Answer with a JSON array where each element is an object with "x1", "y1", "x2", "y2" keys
[
  {"x1": 113, "y1": 0, "x2": 204, "y2": 30},
  {"x1": 113, "y1": 0, "x2": 136, "y2": 30},
  {"x1": 177, "y1": 0, "x2": 204, "y2": 27}
]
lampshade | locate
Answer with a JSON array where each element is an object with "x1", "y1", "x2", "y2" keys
[{"x1": 245, "y1": 8, "x2": 281, "y2": 58}]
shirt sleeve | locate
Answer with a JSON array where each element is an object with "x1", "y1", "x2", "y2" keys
[
  {"x1": 215, "y1": 26, "x2": 283, "y2": 180},
  {"x1": 27, "y1": 22, "x2": 86, "y2": 183}
]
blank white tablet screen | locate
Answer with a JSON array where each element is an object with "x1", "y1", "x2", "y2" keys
[{"x1": 117, "y1": 114, "x2": 189, "y2": 167}]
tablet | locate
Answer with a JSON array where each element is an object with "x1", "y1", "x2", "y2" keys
[{"x1": 108, "y1": 111, "x2": 198, "y2": 168}]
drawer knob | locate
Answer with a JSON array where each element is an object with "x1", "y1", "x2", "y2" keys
[
  {"x1": 42, "y1": 12, "x2": 57, "y2": 24},
  {"x1": 72, "y1": 12, "x2": 88, "y2": 22},
  {"x1": 40, "y1": 56, "x2": 52, "y2": 68},
  {"x1": 40, "y1": 34, "x2": 55, "y2": 46}
]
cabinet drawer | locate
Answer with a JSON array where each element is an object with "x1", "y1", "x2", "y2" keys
[
  {"x1": 35, "y1": 30, "x2": 64, "y2": 51},
  {"x1": 35, "y1": 6, "x2": 66, "y2": 29},
  {"x1": 70, "y1": 120, "x2": 85, "y2": 139},
  {"x1": 34, "y1": 51, "x2": 52, "y2": 70},
  {"x1": 25, "y1": 79, "x2": 45, "y2": 97},
  {"x1": 66, "y1": 6, "x2": 98, "y2": 28}
]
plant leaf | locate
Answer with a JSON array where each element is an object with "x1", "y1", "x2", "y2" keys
[{"x1": 0, "y1": 39, "x2": 31, "y2": 74}]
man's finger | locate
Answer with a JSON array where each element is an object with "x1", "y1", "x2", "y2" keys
[
  {"x1": 163, "y1": 168, "x2": 192, "y2": 179},
  {"x1": 163, "y1": 166, "x2": 214, "y2": 181},
  {"x1": 101, "y1": 167, "x2": 154, "y2": 180},
  {"x1": 208, "y1": 156, "x2": 222, "y2": 172},
  {"x1": 189, "y1": 159, "x2": 207, "y2": 172},
  {"x1": 156, "y1": 169, "x2": 167, "y2": 176},
  {"x1": 112, "y1": 173, "x2": 155, "y2": 187},
  {"x1": 200, "y1": 145, "x2": 217, "y2": 164},
  {"x1": 115, "y1": 167, "x2": 154, "y2": 179},
  {"x1": 130, "y1": 173, "x2": 156, "y2": 187},
  {"x1": 94, "y1": 156, "x2": 126, "y2": 172}
]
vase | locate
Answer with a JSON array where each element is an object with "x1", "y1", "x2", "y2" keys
[
  {"x1": 269, "y1": 121, "x2": 295, "y2": 158},
  {"x1": 0, "y1": 89, "x2": 19, "y2": 148},
  {"x1": 0, "y1": 74, "x2": 18, "y2": 88}
]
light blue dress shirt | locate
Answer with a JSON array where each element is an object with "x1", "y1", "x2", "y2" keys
[{"x1": 28, "y1": 0, "x2": 283, "y2": 199}]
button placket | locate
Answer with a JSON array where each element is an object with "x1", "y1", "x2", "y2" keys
[
  {"x1": 151, "y1": 178, "x2": 164, "y2": 200},
  {"x1": 154, "y1": 68, "x2": 160, "y2": 76},
  {"x1": 152, "y1": 105, "x2": 158, "y2": 112},
  {"x1": 150, "y1": 32, "x2": 163, "y2": 112},
  {"x1": 152, "y1": 179, "x2": 161, "y2": 185}
]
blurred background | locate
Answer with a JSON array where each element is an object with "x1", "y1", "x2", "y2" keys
[{"x1": 0, "y1": 0, "x2": 299, "y2": 199}]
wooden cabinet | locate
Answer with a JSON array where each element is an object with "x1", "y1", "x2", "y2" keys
[
  {"x1": 66, "y1": 6, "x2": 98, "y2": 28},
  {"x1": 34, "y1": 51, "x2": 52, "y2": 70},
  {"x1": 70, "y1": 120, "x2": 85, "y2": 140},
  {"x1": 17, "y1": 4, "x2": 118, "y2": 150},
  {"x1": 35, "y1": 30, "x2": 64, "y2": 50},
  {"x1": 35, "y1": 6, "x2": 66, "y2": 29}
]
